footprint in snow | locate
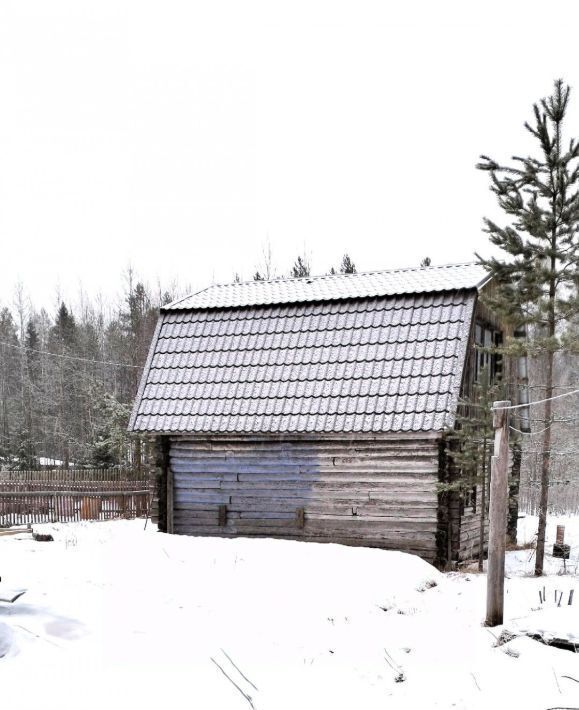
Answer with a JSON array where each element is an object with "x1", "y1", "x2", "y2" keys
[{"x1": 44, "y1": 617, "x2": 86, "y2": 641}]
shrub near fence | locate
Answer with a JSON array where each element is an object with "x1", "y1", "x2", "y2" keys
[{"x1": 0, "y1": 469, "x2": 150, "y2": 526}]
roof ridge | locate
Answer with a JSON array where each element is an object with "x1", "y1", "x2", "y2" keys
[
  {"x1": 266, "y1": 261, "x2": 479, "y2": 284},
  {"x1": 162, "y1": 262, "x2": 489, "y2": 312},
  {"x1": 199, "y1": 261, "x2": 481, "y2": 290},
  {"x1": 164, "y1": 283, "x2": 216, "y2": 310}
]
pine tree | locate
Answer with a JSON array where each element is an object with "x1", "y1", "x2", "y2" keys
[
  {"x1": 0, "y1": 308, "x2": 20, "y2": 466},
  {"x1": 90, "y1": 393, "x2": 131, "y2": 468},
  {"x1": 15, "y1": 426, "x2": 36, "y2": 470},
  {"x1": 420, "y1": 257, "x2": 432, "y2": 267},
  {"x1": 52, "y1": 303, "x2": 77, "y2": 346},
  {"x1": 477, "y1": 79, "x2": 579, "y2": 575},
  {"x1": 48, "y1": 302, "x2": 79, "y2": 467},
  {"x1": 339, "y1": 254, "x2": 356, "y2": 274},
  {"x1": 328, "y1": 253, "x2": 357, "y2": 275},
  {"x1": 290, "y1": 255, "x2": 311, "y2": 278},
  {"x1": 20, "y1": 320, "x2": 40, "y2": 464}
]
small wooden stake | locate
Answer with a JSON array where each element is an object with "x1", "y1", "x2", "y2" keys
[
  {"x1": 485, "y1": 400, "x2": 510, "y2": 627},
  {"x1": 296, "y1": 507, "x2": 305, "y2": 529}
]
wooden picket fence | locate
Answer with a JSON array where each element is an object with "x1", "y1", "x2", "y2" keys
[{"x1": 0, "y1": 469, "x2": 151, "y2": 526}]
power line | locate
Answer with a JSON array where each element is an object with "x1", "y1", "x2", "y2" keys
[
  {"x1": 510, "y1": 424, "x2": 553, "y2": 436},
  {"x1": 0, "y1": 339, "x2": 142, "y2": 370},
  {"x1": 523, "y1": 384, "x2": 579, "y2": 391},
  {"x1": 527, "y1": 416, "x2": 578, "y2": 423},
  {"x1": 492, "y1": 388, "x2": 579, "y2": 412}
]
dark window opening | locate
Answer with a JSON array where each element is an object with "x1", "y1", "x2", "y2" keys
[{"x1": 474, "y1": 323, "x2": 502, "y2": 384}]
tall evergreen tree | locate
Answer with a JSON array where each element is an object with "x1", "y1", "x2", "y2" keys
[
  {"x1": 290, "y1": 255, "x2": 311, "y2": 278},
  {"x1": 328, "y1": 253, "x2": 357, "y2": 275},
  {"x1": 48, "y1": 302, "x2": 80, "y2": 467},
  {"x1": 339, "y1": 254, "x2": 356, "y2": 274},
  {"x1": 19, "y1": 320, "x2": 40, "y2": 463},
  {"x1": 477, "y1": 79, "x2": 579, "y2": 575},
  {"x1": 0, "y1": 308, "x2": 20, "y2": 464},
  {"x1": 90, "y1": 393, "x2": 131, "y2": 468},
  {"x1": 51, "y1": 303, "x2": 77, "y2": 347}
]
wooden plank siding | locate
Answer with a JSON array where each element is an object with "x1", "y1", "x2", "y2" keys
[{"x1": 168, "y1": 434, "x2": 442, "y2": 563}]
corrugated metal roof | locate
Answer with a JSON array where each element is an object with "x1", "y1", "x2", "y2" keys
[
  {"x1": 163, "y1": 262, "x2": 489, "y2": 311},
  {"x1": 130, "y1": 290, "x2": 476, "y2": 434}
]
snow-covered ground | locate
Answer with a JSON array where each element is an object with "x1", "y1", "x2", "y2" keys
[{"x1": 1, "y1": 516, "x2": 578, "y2": 710}]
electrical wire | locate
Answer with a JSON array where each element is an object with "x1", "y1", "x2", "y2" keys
[
  {"x1": 0, "y1": 339, "x2": 142, "y2": 369},
  {"x1": 492, "y1": 388, "x2": 579, "y2": 411},
  {"x1": 509, "y1": 424, "x2": 553, "y2": 436}
]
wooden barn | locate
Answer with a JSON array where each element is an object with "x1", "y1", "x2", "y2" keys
[{"x1": 129, "y1": 263, "x2": 519, "y2": 568}]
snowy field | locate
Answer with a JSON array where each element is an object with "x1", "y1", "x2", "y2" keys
[{"x1": 1, "y1": 516, "x2": 579, "y2": 710}]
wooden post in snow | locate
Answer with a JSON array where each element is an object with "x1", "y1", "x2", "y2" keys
[{"x1": 485, "y1": 400, "x2": 510, "y2": 627}]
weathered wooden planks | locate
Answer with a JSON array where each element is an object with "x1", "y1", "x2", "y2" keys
[
  {"x1": 0, "y1": 469, "x2": 149, "y2": 526},
  {"x1": 169, "y1": 435, "x2": 441, "y2": 559}
]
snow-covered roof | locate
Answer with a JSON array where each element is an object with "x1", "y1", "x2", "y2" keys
[
  {"x1": 130, "y1": 263, "x2": 485, "y2": 434},
  {"x1": 163, "y1": 262, "x2": 490, "y2": 311}
]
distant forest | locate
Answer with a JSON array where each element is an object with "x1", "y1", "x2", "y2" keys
[
  {"x1": 0, "y1": 253, "x2": 360, "y2": 470},
  {"x1": 0, "y1": 273, "x2": 170, "y2": 470}
]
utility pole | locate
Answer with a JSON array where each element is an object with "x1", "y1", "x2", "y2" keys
[{"x1": 486, "y1": 400, "x2": 510, "y2": 627}]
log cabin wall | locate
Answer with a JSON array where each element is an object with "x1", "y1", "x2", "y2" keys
[
  {"x1": 457, "y1": 507, "x2": 489, "y2": 562},
  {"x1": 168, "y1": 433, "x2": 442, "y2": 563},
  {"x1": 453, "y1": 292, "x2": 513, "y2": 563},
  {"x1": 153, "y1": 436, "x2": 169, "y2": 531}
]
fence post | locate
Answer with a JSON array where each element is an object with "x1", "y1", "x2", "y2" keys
[{"x1": 486, "y1": 400, "x2": 510, "y2": 627}]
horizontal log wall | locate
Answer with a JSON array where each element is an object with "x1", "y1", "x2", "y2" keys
[
  {"x1": 169, "y1": 435, "x2": 441, "y2": 563},
  {"x1": 458, "y1": 504, "x2": 489, "y2": 562},
  {"x1": 454, "y1": 443, "x2": 513, "y2": 563}
]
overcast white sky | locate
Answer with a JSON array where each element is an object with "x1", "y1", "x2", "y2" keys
[{"x1": 1, "y1": 0, "x2": 579, "y2": 310}]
